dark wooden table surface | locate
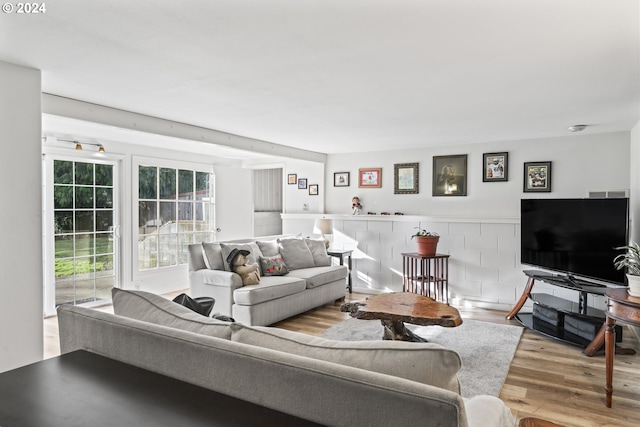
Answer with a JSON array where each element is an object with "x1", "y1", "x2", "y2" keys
[
  {"x1": 0, "y1": 350, "x2": 322, "y2": 427},
  {"x1": 341, "y1": 292, "x2": 462, "y2": 341}
]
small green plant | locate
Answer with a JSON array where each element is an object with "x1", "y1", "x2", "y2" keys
[
  {"x1": 411, "y1": 228, "x2": 439, "y2": 239},
  {"x1": 613, "y1": 242, "x2": 640, "y2": 276}
]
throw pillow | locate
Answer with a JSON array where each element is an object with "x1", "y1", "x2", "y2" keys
[
  {"x1": 259, "y1": 255, "x2": 289, "y2": 276},
  {"x1": 304, "y1": 238, "x2": 331, "y2": 267},
  {"x1": 256, "y1": 240, "x2": 280, "y2": 257},
  {"x1": 201, "y1": 242, "x2": 224, "y2": 270},
  {"x1": 277, "y1": 238, "x2": 315, "y2": 270}
]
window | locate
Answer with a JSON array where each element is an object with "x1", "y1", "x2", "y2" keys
[{"x1": 137, "y1": 163, "x2": 214, "y2": 271}]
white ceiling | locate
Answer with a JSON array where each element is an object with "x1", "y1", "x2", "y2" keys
[{"x1": 1, "y1": 0, "x2": 639, "y2": 155}]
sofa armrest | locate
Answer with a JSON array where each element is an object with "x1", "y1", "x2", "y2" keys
[{"x1": 189, "y1": 269, "x2": 243, "y2": 317}]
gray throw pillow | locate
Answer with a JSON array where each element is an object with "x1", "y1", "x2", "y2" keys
[
  {"x1": 259, "y1": 254, "x2": 289, "y2": 276},
  {"x1": 278, "y1": 238, "x2": 315, "y2": 270},
  {"x1": 201, "y1": 242, "x2": 224, "y2": 270},
  {"x1": 256, "y1": 240, "x2": 280, "y2": 257},
  {"x1": 305, "y1": 238, "x2": 331, "y2": 266}
]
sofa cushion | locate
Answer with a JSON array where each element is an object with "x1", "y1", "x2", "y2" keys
[
  {"x1": 287, "y1": 265, "x2": 348, "y2": 289},
  {"x1": 233, "y1": 276, "x2": 306, "y2": 305},
  {"x1": 278, "y1": 238, "x2": 315, "y2": 270},
  {"x1": 256, "y1": 240, "x2": 280, "y2": 257},
  {"x1": 111, "y1": 288, "x2": 232, "y2": 339},
  {"x1": 201, "y1": 242, "x2": 224, "y2": 270},
  {"x1": 188, "y1": 244, "x2": 208, "y2": 271},
  {"x1": 220, "y1": 243, "x2": 262, "y2": 271},
  {"x1": 305, "y1": 238, "x2": 331, "y2": 266},
  {"x1": 230, "y1": 323, "x2": 462, "y2": 393},
  {"x1": 259, "y1": 254, "x2": 289, "y2": 276}
]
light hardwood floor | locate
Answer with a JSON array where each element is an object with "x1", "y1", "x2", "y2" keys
[{"x1": 45, "y1": 291, "x2": 640, "y2": 427}]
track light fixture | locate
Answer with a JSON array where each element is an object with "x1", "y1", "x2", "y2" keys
[{"x1": 43, "y1": 136, "x2": 106, "y2": 153}]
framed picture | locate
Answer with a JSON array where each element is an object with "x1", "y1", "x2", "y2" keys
[
  {"x1": 483, "y1": 152, "x2": 508, "y2": 182},
  {"x1": 394, "y1": 163, "x2": 419, "y2": 194},
  {"x1": 298, "y1": 178, "x2": 307, "y2": 189},
  {"x1": 333, "y1": 172, "x2": 350, "y2": 187},
  {"x1": 309, "y1": 184, "x2": 319, "y2": 195},
  {"x1": 359, "y1": 168, "x2": 382, "y2": 188},
  {"x1": 432, "y1": 154, "x2": 467, "y2": 196},
  {"x1": 287, "y1": 174, "x2": 297, "y2": 185},
  {"x1": 524, "y1": 161, "x2": 552, "y2": 192}
]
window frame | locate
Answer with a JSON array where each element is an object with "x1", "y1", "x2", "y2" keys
[{"x1": 132, "y1": 156, "x2": 215, "y2": 277}]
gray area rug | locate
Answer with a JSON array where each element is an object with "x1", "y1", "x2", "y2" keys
[{"x1": 323, "y1": 318, "x2": 523, "y2": 398}]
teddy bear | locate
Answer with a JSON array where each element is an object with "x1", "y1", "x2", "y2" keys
[{"x1": 226, "y1": 248, "x2": 260, "y2": 286}]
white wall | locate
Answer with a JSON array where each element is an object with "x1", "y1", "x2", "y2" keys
[
  {"x1": 0, "y1": 61, "x2": 43, "y2": 372},
  {"x1": 325, "y1": 132, "x2": 630, "y2": 217},
  {"x1": 631, "y1": 122, "x2": 640, "y2": 242},
  {"x1": 283, "y1": 130, "x2": 633, "y2": 310},
  {"x1": 283, "y1": 159, "x2": 325, "y2": 213}
]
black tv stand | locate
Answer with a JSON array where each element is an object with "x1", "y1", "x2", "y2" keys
[{"x1": 507, "y1": 270, "x2": 626, "y2": 355}]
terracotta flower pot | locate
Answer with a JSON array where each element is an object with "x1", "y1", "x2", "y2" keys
[{"x1": 416, "y1": 235, "x2": 439, "y2": 256}]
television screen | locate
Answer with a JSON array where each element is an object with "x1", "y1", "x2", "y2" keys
[{"x1": 520, "y1": 198, "x2": 629, "y2": 285}]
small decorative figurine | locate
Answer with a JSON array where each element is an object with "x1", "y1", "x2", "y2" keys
[{"x1": 352, "y1": 196, "x2": 362, "y2": 215}]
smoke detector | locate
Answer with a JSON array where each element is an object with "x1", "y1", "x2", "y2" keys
[{"x1": 568, "y1": 125, "x2": 587, "y2": 132}]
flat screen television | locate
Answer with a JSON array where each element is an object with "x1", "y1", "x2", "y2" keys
[{"x1": 520, "y1": 198, "x2": 629, "y2": 285}]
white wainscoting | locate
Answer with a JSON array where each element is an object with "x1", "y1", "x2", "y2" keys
[{"x1": 283, "y1": 214, "x2": 533, "y2": 311}]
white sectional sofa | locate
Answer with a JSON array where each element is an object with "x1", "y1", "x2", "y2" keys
[
  {"x1": 56, "y1": 288, "x2": 517, "y2": 427},
  {"x1": 188, "y1": 235, "x2": 348, "y2": 325}
]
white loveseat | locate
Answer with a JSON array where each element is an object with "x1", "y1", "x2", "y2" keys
[
  {"x1": 57, "y1": 288, "x2": 517, "y2": 427},
  {"x1": 188, "y1": 235, "x2": 348, "y2": 325}
]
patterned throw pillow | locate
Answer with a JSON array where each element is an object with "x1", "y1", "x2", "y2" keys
[{"x1": 259, "y1": 255, "x2": 289, "y2": 276}]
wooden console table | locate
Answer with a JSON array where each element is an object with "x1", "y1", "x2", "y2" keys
[
  {"x1": 604, "y1": 288, "x2": 640, "y2": 407},
  {"x1": 401, "y1": 252, "x2": 449, "y2": 303}
]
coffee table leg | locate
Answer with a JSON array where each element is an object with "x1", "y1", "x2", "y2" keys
[{"x1": 380, "y1": 320, "x2": 427, "y2": 342}]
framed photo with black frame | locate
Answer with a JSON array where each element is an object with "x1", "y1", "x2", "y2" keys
[
  {"x1": 523, "y1": 161, "x2": 552, "y2": 192},
  {"x1": 482, "y1": 152, "x2": 508, "y2": 182},
  {"x1": 287, "y1": 174, "x2": 297, "y2": 185},
  {"x1": 333, "y1": 172, "x2": 350, "y2": 187},
  {"x1": 298, "y1": 178, "x2": 307, "y2": 189},
  {"x1": 394, "y1": 163, "x2": 419, "y2": 194},
  {"x1": 309, "y1": 184, "x2": 319, "y2": 195},
  {"x1": 432, "y1": 154, "x2": 467, "y2": 196}
]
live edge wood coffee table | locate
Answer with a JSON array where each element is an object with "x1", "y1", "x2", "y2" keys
[{"x1": 341, "y1": 292, "x2": 462, "y2": 342}]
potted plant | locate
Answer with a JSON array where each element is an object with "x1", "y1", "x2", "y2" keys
[
  {"x1": 613, "y1": 242, "x2": 640, "y2": 297},
  {"x1": 411, "y1": 228, "x2": 440, "y2": 256}
]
